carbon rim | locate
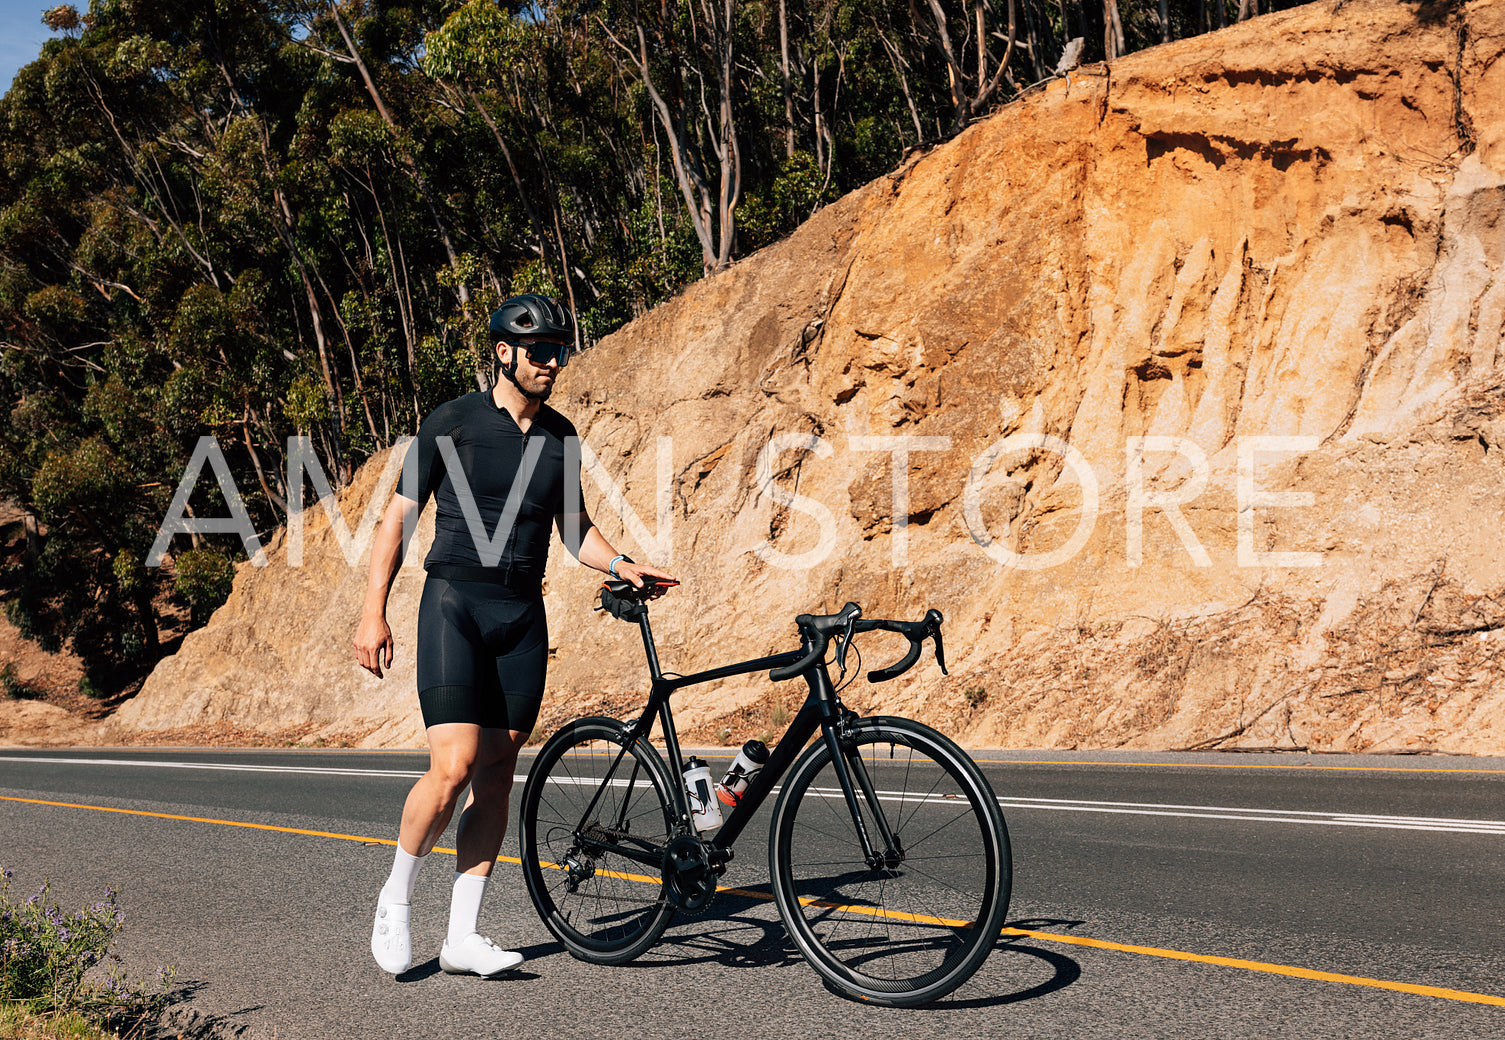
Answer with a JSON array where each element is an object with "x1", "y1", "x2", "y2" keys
[
  {"x1": 521, "y1": 722, "x2": 677, "y2": 962},
  {"x1": 770, "y1": 722, "x2": 1010, "y2": 1005}
]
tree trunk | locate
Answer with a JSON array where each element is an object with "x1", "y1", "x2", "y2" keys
[
  {"x1": 874, "y1": 21, "x2": 925, "y2": 145},
  {"x1": 1105, "y1": 0, "x2": 1126, "y2": 57},
  {"x1": 601, "y1": 10, "x2": 740, "y2": 274},
  {"x1": 714, "y1": 0, "x2": 741, "y2": 269},
  {"x1": 130, "y1": 577, "x2": 160, "y2": 655},
  {"x1": 328, "y1": 2, "x2": 473, "y2": 314},
  {"x1": 780, "y1": 0, "x2": 795, "y2": 158},
  {"x1": 923, "y1": 0, "x2": 970, "y2": 132},
  {"x1": 466, "y1": 87, "x2": 555, "y2": 281}
]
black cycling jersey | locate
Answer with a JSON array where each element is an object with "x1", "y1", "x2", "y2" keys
[{"x1": 402, "y1": 392, "x2": 584, "y2": 579}]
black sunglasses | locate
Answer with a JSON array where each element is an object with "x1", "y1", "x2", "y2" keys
[{"x1": 508, "y1": 339, "x2": 574, "y2": 367}]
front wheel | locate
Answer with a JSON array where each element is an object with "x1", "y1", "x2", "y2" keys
[
  {"x1": 519, "y1": 717, "x2": 678, "y2": 964},
  {"x1": 768, "y1": 718, "x2": 1011, "y2": 1006}
]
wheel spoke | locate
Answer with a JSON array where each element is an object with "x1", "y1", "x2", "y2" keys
[
  {"x1": 520, "y1": 723, "x2": 676, "y2": 964},
  {"x1": 770, "y1": 722, "x2": 1010, "y2": 1006}
]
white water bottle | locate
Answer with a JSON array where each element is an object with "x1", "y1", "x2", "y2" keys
[
  {"x1": 683, "y1": 757, "x2": 723, "y2": 832},
  {"x1": 716, "y1": 739, "x2": 770, "y2": 807}
]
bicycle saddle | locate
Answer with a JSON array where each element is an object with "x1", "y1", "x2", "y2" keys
[{"x1": 597, "y1": 577, "x2": 678, "y2": 621}]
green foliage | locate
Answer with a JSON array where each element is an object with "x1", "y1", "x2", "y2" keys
[
  {"x1": 0, "y1": 664, "x2": 45, "y2": 701},
  {"x1": 0, "y1": 869, "x2": 173, "y2": 1035},
  {"x1": 31, "y1": 439, "x2": 129, "y2": 530},
  {"x1": 422, "y1": 0, "x2": 524, "y2": 87},
  {"x1": 286, "y1": 372, "x2": 331, "y2": 429},
  {"x1": 738, "y1": 152, "x2": 828, "y2": 254},
  {"x1": 172, "y1": 547, "x2": 235, "y2": 626}
]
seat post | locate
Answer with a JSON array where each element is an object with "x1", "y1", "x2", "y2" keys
[{"x1": 637, "y1": 611, "x2": 664, "y2": 682}]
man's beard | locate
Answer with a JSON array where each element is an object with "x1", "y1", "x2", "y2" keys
[{"x1": 501, "y1": 363, "x2": 553, "y2": 400}]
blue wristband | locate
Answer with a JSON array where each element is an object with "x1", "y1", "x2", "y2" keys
[{"x1": 608, "y1": 554, "x2": 632, "y2": 579}]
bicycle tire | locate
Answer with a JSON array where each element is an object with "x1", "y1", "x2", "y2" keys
[
  {"x1": 768, "y1": 717, "x2": 1011, "y2": 1006},
  {"x1": 520, "y1": 717, "x2": 678, "y2": 964}
]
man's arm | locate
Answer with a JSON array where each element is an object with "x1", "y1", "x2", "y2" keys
[
  {"x1": 353, "y1": 493, "x2": 420, "y2": 678},
  {"x1": 557, "y1": 511, "x2": 677, "y2": 589}
]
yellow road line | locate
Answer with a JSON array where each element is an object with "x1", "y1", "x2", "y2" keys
[
  {"x1": 969, "y1": 758, "x2": 1505, "y2": 775},
  {"x1": 4, "y1": 793, "x2": 1504, "y2": 1007},
  {"x1": 0, "y1": 795, "x2": 422, "y2": 846},
  {"x1": 998, "y1": 927, "x2": 1505, "y2": 1007}
]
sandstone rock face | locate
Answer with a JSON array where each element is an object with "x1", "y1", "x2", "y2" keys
[{"x1": 109, "y1": 0, "x2": 1505, "y2": 753}]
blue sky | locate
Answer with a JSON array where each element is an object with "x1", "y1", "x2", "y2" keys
[{"x1": 1, "y1": 2, "x2": 63, "y2": 97}]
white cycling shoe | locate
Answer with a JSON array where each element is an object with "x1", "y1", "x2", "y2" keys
[
  {"x1": 439, "y1": 932, "x2": 524, "y2": 976},
  {"x1": 371, "y1": 902, "x2": 412, "y2": 975}
]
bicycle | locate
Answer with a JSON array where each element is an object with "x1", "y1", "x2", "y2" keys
[{"x1": 518, "y1": 580, "x2": 1012, "y2": 1007}]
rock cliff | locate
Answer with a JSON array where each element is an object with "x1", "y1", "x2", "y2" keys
[{"x1": 102, "y1": 0, "x2": 1505, "y2": 753}]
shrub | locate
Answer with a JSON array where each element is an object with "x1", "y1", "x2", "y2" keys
[
  {"x1": 0, "y1": 665, "x2": 44, "y2": 701},
  {"x1": 0, "y1": 869, "x2": 172, "y2": 1035},
  {"x1": 171, "y1": 547, "x2": 235, "y2": 625}
]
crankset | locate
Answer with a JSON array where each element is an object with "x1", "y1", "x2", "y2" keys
[{"x1": 661, "y1": 835, "x2": 719, "y2": 912}]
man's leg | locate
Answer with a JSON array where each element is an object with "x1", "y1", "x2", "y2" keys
[
  {"x1": 372, "y1": 723, "x2": 483, "y2": 974},
  {"x1": 398, "y1": 722, "x2": 486, "y2": 856},
  {"x1": 440, "y1": 727, "x2": 529, "y2": 976},
  {"x1": 454, "y1": 727, "x2": 528, "y2": 875}
]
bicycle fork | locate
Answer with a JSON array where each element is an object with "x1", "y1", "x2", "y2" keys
[{"x1": 822, "y1": 714, "x2": 905, "y2": 870}]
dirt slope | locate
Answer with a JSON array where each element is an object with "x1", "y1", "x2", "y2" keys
[{"x1": 18, "y1": 0, "x2": 1503, "y2": 753}]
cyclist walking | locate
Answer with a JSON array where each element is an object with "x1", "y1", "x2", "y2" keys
[{"x1": 353, "y1": 294, "x2": 674, "y2": 977}]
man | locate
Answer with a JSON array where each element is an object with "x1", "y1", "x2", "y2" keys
[{"x1": 353, "y1": 294, "x2": 674, "y2": 977}]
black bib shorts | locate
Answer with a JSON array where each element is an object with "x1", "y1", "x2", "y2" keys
[{"x1": 415, "y1": 575, "x2": 548, "y2": 734}]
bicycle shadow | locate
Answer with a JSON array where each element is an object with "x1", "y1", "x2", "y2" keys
[
  {"x1": 629, "y1": 886, "x2": 809, "y2": 972},
  {"x1": 602, "y1": 886, "x2": 1084, "y2": 1008}
]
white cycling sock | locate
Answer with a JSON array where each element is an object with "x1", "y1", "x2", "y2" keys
[
  {"x1": 447, "y1": 871, "x2": 489, "y2": 945},
  {"x1": 378, "y1": 845, "x2": 426, "y2": 906}
]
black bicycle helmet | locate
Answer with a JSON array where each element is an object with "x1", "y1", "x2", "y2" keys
[
  {"x1": 489, "y1": 294, "x2": 576, "y2": 399},
  {"x1": 489, "y1": 294, "x2": 575, "y2": 341}
]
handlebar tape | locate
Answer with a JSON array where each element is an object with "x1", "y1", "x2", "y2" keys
[
  {"x1": 767, "y1": 604, "x2": 860, "y2": 682},
  {"x1": 768, "y1": 604, "x2": 947, "y2": 684}
]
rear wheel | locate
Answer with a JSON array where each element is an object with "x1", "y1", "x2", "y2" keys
[
  {"x1": 768, "y1": 718, "x2": 1011, "y2": 1006},
  {"x1": 519, "y1": 718, "x2": 677, "y2": 964}
]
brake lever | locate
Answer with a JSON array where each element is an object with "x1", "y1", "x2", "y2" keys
[
  {"x1": 835, "y1": 607, "x2": 859, "y2": 674},
  {"x1": 926, "y1": 608, "x2": 948, "y2": 674}
]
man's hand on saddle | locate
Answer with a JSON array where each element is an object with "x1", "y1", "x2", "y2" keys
[{"x1": 614, "y1": 561, "x2": 678, "y2": 600}]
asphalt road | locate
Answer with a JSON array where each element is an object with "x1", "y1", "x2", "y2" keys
[{"x1": 1, "y1": 746, "x2": 1503, "y2": 1039}]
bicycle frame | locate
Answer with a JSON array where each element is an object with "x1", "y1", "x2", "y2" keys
[{"x1": 569, "y1": 605, "x2": 902, "y2": 870}]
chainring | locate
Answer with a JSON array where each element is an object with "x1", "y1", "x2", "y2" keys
[{"x1": 661, "y1": 834, "x2": 717, "y2": 912}]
